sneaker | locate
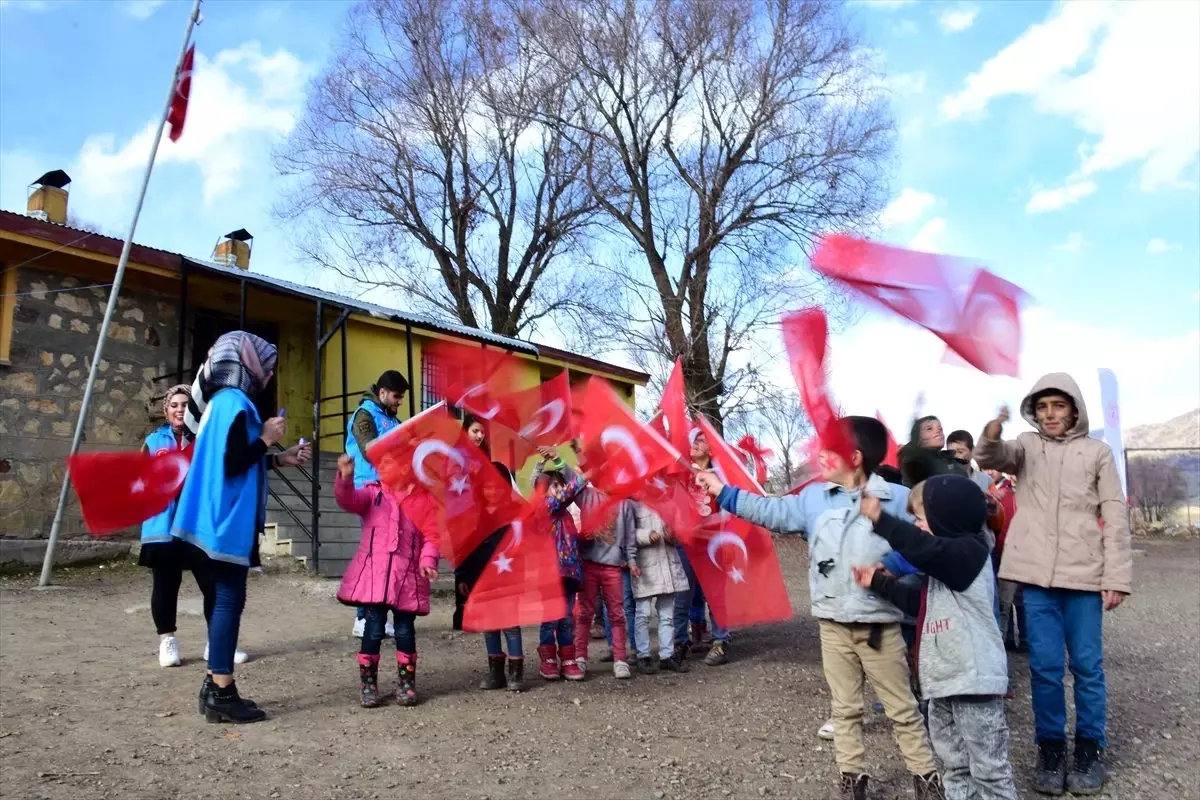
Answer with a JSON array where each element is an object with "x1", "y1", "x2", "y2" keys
[
  {"x1": 575, "y1": 657, "x2": 588, "y2": 677},
  {"x1": 352, "y1": 617, "x2": 365, "y2": 638},
  {"x1": 839, "y1": 772, "x2": 868, "y2": 800},
  {"x1": 704, "y1": 640, "x2": 728, "y2": 666},
  {"x1": 660, "y1": 655, "x2": 690, "y2": 673},
  {"x1": 158, "y1": 636, "x2": 182, "y2": 668},
  {"x1": 385, "y1": 620, "x2": 395, "y2": 638},
  {"x1": 637, "y1": 656, "x2": 658, "y2": 675},
  {"x1": 613, "y1": 660, "x2": 632, "y2": 679},
  {"x1": 1033, "y1": 739, "x2": 1068, "y2": 795},
  {"x1": 818, "y1": 720, "x2": 835, "y2": 740},
  {"x1": 912, "y1": 772, "x2": 946, "y2": 800},
  {"x1": 1066, "y1": 738, "x2": 1107, "y2": 795},
  {"x1": 203, "y1": 644, "x2": 250, "y2": 665}
]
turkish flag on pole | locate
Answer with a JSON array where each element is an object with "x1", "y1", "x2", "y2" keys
[
  {"x1": 696, "y1": 416, "x2": 763, "y2": 494},
  {"x1": 660, "y1": 358, "x2": 692, "y2": 461},
  {"x1": 687, "y1": 517, "x2": 792, "y2": 629},
  {"x1": 424, "y1": 339, "x2": 530, "y2": 433},
  {"x1": 781, "y1": 309, "x2": 857, "y2": 469},
  {"x1": 462, "y1": 488, "x2": 567, "y2": 631},
  {"x1": 167, "y1": 44, "x2": 195, "y2": 143},
  {"x1": 811, "y1": 234, "x2": 1026, "y2": 377},
  {"x1": 367, "y1": 404, "x2": 523, "y2": 567},
  {"x1": 576, "y1": 377, "x2": 682, "y2": 497},
  {"x1": 69, "y1": 447, "x2": 192, "y2": 535}
]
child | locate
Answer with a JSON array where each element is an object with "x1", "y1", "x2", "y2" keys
[
  {"x1": 854, "y1": 476, "x2": 1017, "y2": 800},
  {"x1": 572, "y1": 473, "x2": 638, "y2": 680},
  {"x1": 976, "y1": 374, "x2": 1131, "y2": 795},
  {"x1": 334, "y1": 454, "x2": 439, "y2": 707},
  {"x1": 697, "y1": 416, "x2": 944, "y2": 800},
  {"x1": 899, "y1": 415, "x2": 966, "y2": 488},
  {"x1": 630, "y1": 503, "x2": 690, "y2": 674},
  {"x1": 531, "y1": 452, "x2": 587, "y2": 681}
]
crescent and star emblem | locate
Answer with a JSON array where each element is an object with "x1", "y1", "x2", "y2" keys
[
  {"x1": 518, "y1": 399, "x2": 565, "y2": 439},
  {"x1": 600, "y1": 425, "x2": 649, "y2": 484},
  {"x1": 412, "y1": 440, "x2": 467, "y2": 487},
  {"x1": 707, "y1": 530, "x2": 748, "y2": 584}
]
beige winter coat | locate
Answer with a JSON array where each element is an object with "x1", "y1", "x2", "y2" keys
[
  {"x1": 976, "y1": 373, "x2": 1132, "y2": 594},
  {"x1": 630, "y1": 504, "x2": 690, "y2": 600}
]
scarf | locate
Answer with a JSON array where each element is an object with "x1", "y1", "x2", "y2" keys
[{"x1": 184, "y1": 331, "x2": 277, "y2": 441}]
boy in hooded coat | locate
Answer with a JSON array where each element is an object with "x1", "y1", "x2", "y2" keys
[{"x1": 975, "y1": 373, "x2": 1131, "y2": 796}]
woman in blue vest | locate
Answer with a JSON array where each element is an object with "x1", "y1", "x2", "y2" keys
[
  {"x1": 345, "y1": 370, "x2": 409, "y2": 637},
  {"x1": 172, "y1": 331, "x2": 309, "y2": 723}
]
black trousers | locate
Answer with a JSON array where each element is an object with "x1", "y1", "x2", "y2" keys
[{"x1": 150, "y1": 564, "x2": 215, "y2": 635}]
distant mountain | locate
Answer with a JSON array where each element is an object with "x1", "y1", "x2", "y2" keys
[{"x1": 1125, "y1": 408, "x2": 1200, "y2": 450}]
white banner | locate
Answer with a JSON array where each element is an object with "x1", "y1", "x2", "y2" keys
[{"x1": 1097, "y1": 368, "x2": 1127, "y2": 498}]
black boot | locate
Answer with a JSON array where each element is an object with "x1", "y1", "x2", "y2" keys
[
  {"x1": 838, "y1": 772, "x2": 868, "y2": 800},
  {"x1": 637, "y1": 656, "x2": 658, "y2": 675},
  {"x1": 480, "y1": 655, "x2": 507, "y2": 690},
  {"x1": 506, "y1": 657, "x2": 524, "y2": 692},
  {"x1": 199, "y1": 675, "x2": 257, "y2": 714},
  {"x1": 1033, "y1": 739, "x2": 1068, "y2": 795},
  {"x1": 359, "y1": 659, "x2": 383, "y2": 708},
  {"x1": 912, "y1": 771, "x2": 946, "y2": 800},
  {"x1": 1066, "y1": 737, "x2": 1107, "y2": 795},
  {"x1": 204, "y1": 680, "x2": 266, "y2": 724},
  {"x1": 660, "y1": 655, "x2": 690, "y2": 673}
]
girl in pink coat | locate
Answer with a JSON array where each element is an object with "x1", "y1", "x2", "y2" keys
[{"x1": 334, "y1": 455, "x2": 439, "y2": 708}]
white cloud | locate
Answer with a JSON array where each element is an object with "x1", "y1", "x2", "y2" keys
[
  {"x1": 121, "y1": 0, "x2": 165, "y2": 19},
  {"x1": 908, "y1": 217, "x2": 946, "y2": 251},
  {"x1": 879, "y1": 188, "x2": 937, "y2": 228},
  {"x1": 825, "y1": 309, "x2": 1200, "y2": 436},
  {"x1": 70, "y1": 42, "x2": 309, "y2": 217},
  {"x1": 941, "y1": 1, "x2": 1200, "y2": 192},
  {"x1": 1053, "y1": 232, "x2": 1087, "y2": 252},
  {"x1": 938, "y1": 4, "x2": 980, "y2": 34},
  {"x1": 1146, "y1": 238, "x2": 1181, "y2": 254},
  {"x1": 888, "y1": 71, "x2": 928, "y2": 95},
  {"x1": 1025, "y1": 180, "x2": 1096, "y2": 213}
]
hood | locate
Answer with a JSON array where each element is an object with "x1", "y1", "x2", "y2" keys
[
  {"x1": 1020, "y1": 372, "x2": 1089, "y2": 440},
  {"x1": 360, "y1": 392, "x2": 398, "y2": 418},
  {"x1": 922, "y1": 475, "x2": 987, "y2": 539}
]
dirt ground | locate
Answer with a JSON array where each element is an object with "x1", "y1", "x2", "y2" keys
[{"x1": 1, "y1": 537, "x2": 1197, "y2": 800}]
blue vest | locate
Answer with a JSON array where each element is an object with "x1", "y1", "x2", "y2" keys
[
  {"x1": 169, "y1": 388, "x2": 265, "y2": 566},
  {"x1": 346, "y1": 398, "x2": 399, "y2": 488},
  {"x1": 140, "y1": 425, "x2": 180, "y2": 546}
]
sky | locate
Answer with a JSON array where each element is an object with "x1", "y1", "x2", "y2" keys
[{"x1": 1, "y1": 0, "x2": 1197, "y2": 438}]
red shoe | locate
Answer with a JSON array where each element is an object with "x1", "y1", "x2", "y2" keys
[
  {"x1": 560, "y1": 643, "x2": 585, "y2": 681},
  {"x1": 537, "y1": 644, "x2": 560, "y2": 680}
]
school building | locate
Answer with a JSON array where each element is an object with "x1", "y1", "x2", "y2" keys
[{"x1": 0, "y1": 170, "x2": 647, "y2": 575}]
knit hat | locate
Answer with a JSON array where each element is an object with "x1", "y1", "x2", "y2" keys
[{"x1": 922, "y1": 475, "x2": 987, "y2": 539}]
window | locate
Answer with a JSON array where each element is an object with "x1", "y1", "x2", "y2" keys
[{"x1": 420, "y1": 351, "x2": 445, "y2": 411}]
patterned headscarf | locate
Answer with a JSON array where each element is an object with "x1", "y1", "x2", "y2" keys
[
  {"x1": 183, "y1": 331, "x2": 278, "y2": 440},
  {"x1": 162, "y1": 383, "x2": 191, "y2": 423}
]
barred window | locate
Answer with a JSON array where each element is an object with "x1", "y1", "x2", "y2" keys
[{"x1": 420, "y1": 351, "x2": 445, "y2": 411}]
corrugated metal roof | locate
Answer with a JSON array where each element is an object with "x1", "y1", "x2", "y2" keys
[{"x1": 184, "y1": 256, "x2": 539, "y2": 354}]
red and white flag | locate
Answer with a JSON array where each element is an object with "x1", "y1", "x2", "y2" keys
[
  {"x1": 781, "y1": 308, "x2": 857, "y2": 469},
  {"x1": 167, "y1": 44, "x2": 195, "y2": 143},
  {"x1": 576, "y1": 377, "x2": 682, "y2": 497},
  {"x1": 69, "y1": 447, "x2": 192, "y2": 535}
]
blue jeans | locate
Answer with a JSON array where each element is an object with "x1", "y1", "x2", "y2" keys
[
  {"x1": 602, "y1": 569, "x2": 640, "y2": 654},
  {"x1": 1023, "y1": 586, "x2": 1107, "y2": 746},
  {"x1": 206, "y1": 567, "x2": 248, "y2": 676},
  {"x1": 539, "y1": 590, "x2": 576, "y2": 647},
  {"x1": 360, "y1": 605, "x2": 416, "y2": 656},
  {"x1": 674, "y1": 546, "x2": 729, "y2": 644},
  {"x1": 484, "y1": 628, "x2": 524, "y2": 658}
]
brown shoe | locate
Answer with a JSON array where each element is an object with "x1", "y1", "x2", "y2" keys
[{"x1": 838, "y1": 772, "x2": 868, "y2": 800}]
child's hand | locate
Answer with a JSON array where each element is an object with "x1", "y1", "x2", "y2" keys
[
  {"x1": 537, "y1": 446, "x2": 557, "y2": 462},
  {"x1": 984, "y1": 406, "x2": 1009, "y2": 440},
  {"x1": 649, "y1": 531, "x2": 663, "y2": 544},
  {"x1": 1102, "y1": 590, "x2": 1127, "y2": 612},
  {"x1": 629, "y1": 565, "x2": 641, "y2": 579},
  {"x1": 851, "y1": 564, "x2": 878, "y2": 589},
  {"x1": 457, "y1": 581, "x2": 470, "y2": 597},
  {"x1": 337, "y1": 454, "x2": 355, "y2": 480},
  {"x1": 694, "y1": 470, "x2": 724, "y2": 497},
  {"x1": 421, "y1": 567, "x2": 439, "y2": 581},
  {"x1": 859, "y1": 492, "x2": 882, "y2": 523}
]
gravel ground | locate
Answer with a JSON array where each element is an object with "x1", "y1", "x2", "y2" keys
[{"x1": 1, "y1": 537, "x2": 1196, "y2": 800}]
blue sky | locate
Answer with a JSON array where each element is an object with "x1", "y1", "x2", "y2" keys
[{"x1": 1, "y1": 0, "x2": 1197, "y2": 432}]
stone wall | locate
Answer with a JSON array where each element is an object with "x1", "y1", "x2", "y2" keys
[{"x1": 0, "y1": 266, "x2": 180, "y2": 538}]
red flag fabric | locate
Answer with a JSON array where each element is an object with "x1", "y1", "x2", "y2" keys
[
  {"x1": 576, "y1": 377, "x2": 682, "y2": 497},
  {"x1": 695, "y1": 417, "x2": 762, "y2": 494},
  {"x1": 660, "y1": 358, "x2": 692, "y2": 459},
  {"x1": 811, "y1": 234, "x2": 1026, "y2": 377},
  {"x1": 781, "y1": 309, "x2": 857, "y2": 469},
  {"x1": 512, "y1": 370, "x2": 572, "y2": 446},
  {"x1": 462, "y1": 488, "x2": 567, "y2": 631},
  {"x1": 69, "y1": 447, "x2": 192, "y2": 535},
  {"x1": 647, "y1": 411, "x2": 667, "y2": 438},
  {"x1": 367, "y1": 404, "x2": 523, "y2": 567},
  {"x1": 423, "y1": 339, "x2": 529, "y2": 432},
  {"x1": 687, "y1": 516, "x2": 792, "y2": 629},
  {"x1": 167, "y1": 44, "x2": 195, "y2": 143},
  {"x1": 877, "y1": 411, "x2": 900, "y2": 468},
  {"x1": 735, "y1": 435, "x2": 772, "y2": 487}
]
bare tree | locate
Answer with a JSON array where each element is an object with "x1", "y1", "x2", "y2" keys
[
  {"x1": 519, "y1": 0, "x2": 893, "y2": 426},
  {"x1": 1129, "y1": 456, "x2": 1188, "y2": 524},
  {"x1": 275, "y1": 0, "x2": 607, "y2": 343}
]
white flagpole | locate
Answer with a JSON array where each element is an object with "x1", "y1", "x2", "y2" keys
[{"x1": 38, "y1": 0, "x2": 204, "y2": 587}]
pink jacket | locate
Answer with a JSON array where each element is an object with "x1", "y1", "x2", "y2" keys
[{"x1": 335, "y1": 475, "x2": 439, "y2": 614}]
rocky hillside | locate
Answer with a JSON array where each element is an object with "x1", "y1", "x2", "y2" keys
[{"x1": 1126, "y1": 408, "x2": 1200, "y2": 450}]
